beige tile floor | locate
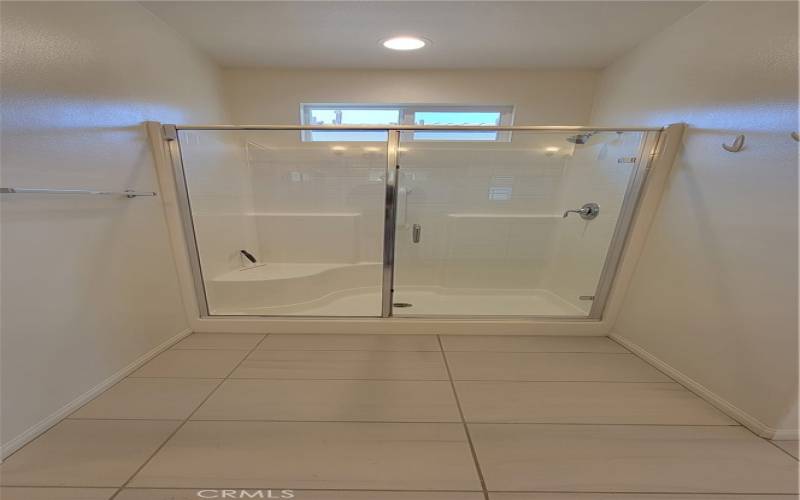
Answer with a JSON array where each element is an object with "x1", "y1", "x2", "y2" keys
[{"x1": 1, "y1": 333, "x2": 797, "y2": 500}]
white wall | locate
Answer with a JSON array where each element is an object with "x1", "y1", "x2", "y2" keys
[
  {"x1": 591, "y1": 1, "x2": 798, "y2": 435},
  {"x1": 0, "y1": 2, "x2": 228, "y2": 454},
  {"x1": 223, "y1": 68, "x2": 597, "y2": 126}
]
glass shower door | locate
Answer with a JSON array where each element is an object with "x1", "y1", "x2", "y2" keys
[
  {"x1": 175, "y1": 129, "x2": 387, "y2": 316},
  {"x1": 391, "y1": 130, "x2": 651, "y2": 317}
]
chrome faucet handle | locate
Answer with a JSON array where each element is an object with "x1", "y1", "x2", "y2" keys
[
  {"x1": 563, "y1": 202, "x2": 600, "y2": 220},
  {"x1": 562, "y1": 208, "x2": 585, "y2": 217}
]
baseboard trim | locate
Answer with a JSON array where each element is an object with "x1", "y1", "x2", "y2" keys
[
  {"x1": 610, "y1": 333, "x2": 798, "y2": 441},
  {"x1": 0, "y1": 328, "x2": 193, "y2": 460}
]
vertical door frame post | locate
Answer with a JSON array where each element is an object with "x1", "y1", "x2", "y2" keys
[{"x1": 381, "y1": 130, "x2": 401, "y2": 317}]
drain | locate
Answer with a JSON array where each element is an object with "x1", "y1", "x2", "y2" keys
[{"x1": 393, "y1": 302, "x2": 413, "y2": 308}]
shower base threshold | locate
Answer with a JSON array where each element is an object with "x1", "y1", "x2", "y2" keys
[{"x1": 210, "y1": 286, "x2": 588, "y2": 317}]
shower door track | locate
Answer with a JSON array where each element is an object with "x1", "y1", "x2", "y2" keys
[
  {"x1": 163, "y1": 124, "x2": 664, "y2": 321},
  {"x1": 172, "y1": 125, "x2": 663, "y2": 132}
]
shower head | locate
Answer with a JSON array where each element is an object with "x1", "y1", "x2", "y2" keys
[{"x1": 566, "y1": 132, "x2": 595, "y2": 145}]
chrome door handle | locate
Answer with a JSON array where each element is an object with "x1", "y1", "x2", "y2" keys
[
  {"x1": 412, "y1": 224, "x2": 422, "y2": 243},
  {"x1": 563, "y1": 202, "x2": 600, "y2": 220}
]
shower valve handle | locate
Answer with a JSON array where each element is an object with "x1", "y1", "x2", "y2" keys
[{"x1": 563, "y1": 202, "x2": 600, "y2": 220}]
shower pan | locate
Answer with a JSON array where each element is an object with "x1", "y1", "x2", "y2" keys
[{"x1": 162, "y1": 124, "x2": 662, "y2": 319}]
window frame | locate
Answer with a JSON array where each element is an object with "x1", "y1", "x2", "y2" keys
[{"x1": 300, "y1": 103, "x2": 515, "y2": 142}]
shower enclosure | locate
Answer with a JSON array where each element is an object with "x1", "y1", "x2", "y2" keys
[{"x1": 163, "y1": 124, "x2": 661, "y2": 319}]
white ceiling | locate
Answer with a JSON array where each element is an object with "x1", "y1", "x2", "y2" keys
[{"x1": 144, "y1": 1, "x2": 702, "y2": 70}]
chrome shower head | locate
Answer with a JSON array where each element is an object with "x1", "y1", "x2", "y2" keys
[{"x1": 566, "y1": 132, "x2": 595, "y2": 145}]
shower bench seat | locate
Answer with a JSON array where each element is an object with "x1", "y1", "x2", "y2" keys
[{"x1": 206, "y1": 261, "x2": 382, "y2": 314}]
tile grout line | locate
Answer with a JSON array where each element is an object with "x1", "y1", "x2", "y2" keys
[
  {"x1": 253, "y1": 349, "x2": 444, "y2": 352},
  {"x1": 437, "y1": 334, "x2": 490, "y2": 500},
  {"x1": 125, "y1": 376, "x2": 684, "y2": 383},
  {"x1": 5, "y1": 485, "x2": 798, "y2": 496},
  {"x1": 764, "y1": 438, "x2": 799, "y2": 462},
  {"x1": 0, "y1": 486, "x2": 118, "y2": 490},
  {"x1": 5, "y1": 486, "x2": 485, "y2": 492},
  {"x1": 445, "y1": 351, "x2": 636, "y2": 355},
  {"x1": 61, "y1": 417, "x2": 741, "y2": 426},
  {"x1": 108, "y1": 333, "x2": 271, "y2": 500},
  {"x1": 195, "y1": 349, "x2": 636, "y2": 353},
  {"x1": 485, "y1": 491, "x2": 800, "y2": 496},
  {"x1": 127, "y1": 376, "x2": 450, "y2": 381}
]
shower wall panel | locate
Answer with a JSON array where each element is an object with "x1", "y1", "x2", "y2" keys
[
  {"x1": 179, "y1": 131, "x2": 259, "y2": 281},
  {"x1": 393, "y1": 142, "x2": 570, "y2": 291},
  {"x1": 246, "y1": 141, "x2": 384, "y2": 265},
  {"x1": 179, "y1": 129, "x2": 386, "y2": 316}
]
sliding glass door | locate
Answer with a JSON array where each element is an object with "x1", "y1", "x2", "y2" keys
[
  {"x1": 173, "y1": 129, "x2": 386, "y2": 316},
  {"x1": 391, "y1": 130, "x2": 650, "y2": 317},
  {"x1": 167, "y1": 125, "x2": 657, "y2": 318}
]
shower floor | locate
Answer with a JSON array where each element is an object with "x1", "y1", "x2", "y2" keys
[{"x1": 213, "y1": 286, "x2": 588, "y2": 317}]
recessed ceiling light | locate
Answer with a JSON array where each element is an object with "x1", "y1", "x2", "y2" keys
[{"x1": 382, "y1": 36, "x2": 427, "y2": 51}]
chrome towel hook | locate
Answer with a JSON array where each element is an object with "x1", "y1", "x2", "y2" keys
[{"x1": 722, "y1": 134, "x2": 745, "y2": 152}]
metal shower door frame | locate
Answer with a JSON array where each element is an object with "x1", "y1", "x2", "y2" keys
[
  {"x1": 163, "y1": 124, "x2": 211, "y2": 317},
  {"x1": 162, "y1": 124, "x2": 662, "y2": 320},
  {"x1": 381, "y1": 130, "x2": 401, "y2": 317},
  {"x1": 588, "y1": 130, "x2": 661, "y2": 319}
]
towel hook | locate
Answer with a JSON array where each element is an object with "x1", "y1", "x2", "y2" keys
[
  {"x1": 722, "y1": 134, "x2": 745, "y2": 152},
  {"x1": 791, "y1": 132, "x2": 799, "y2": 142}
]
